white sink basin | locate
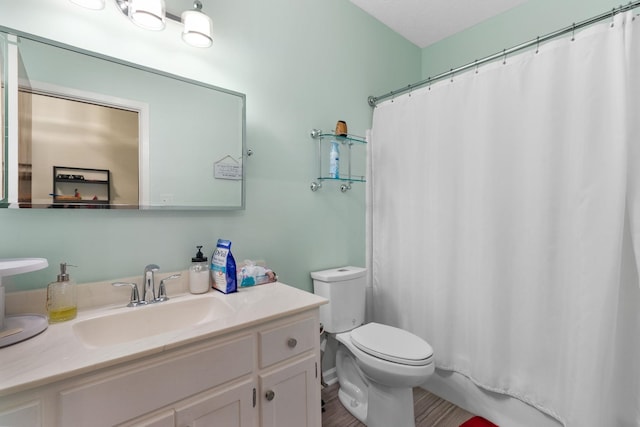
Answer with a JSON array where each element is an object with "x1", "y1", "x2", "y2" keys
[{"x1": 73, "y1": 296, "x2": 235, "y2": 348}]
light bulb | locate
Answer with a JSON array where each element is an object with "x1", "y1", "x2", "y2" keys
[
  {"x1": 129, "y1": 0, "x2": 166, "y2": 31},
  {"x1": 181, "y1": 9, "x2": 213, "y2": 48}
]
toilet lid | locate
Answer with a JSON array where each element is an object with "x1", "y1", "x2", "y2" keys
[{"x1": 350, "y1": 323, "x2": 433, "y2": 366}]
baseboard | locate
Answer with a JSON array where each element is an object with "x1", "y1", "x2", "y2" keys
[{"x1": 322, "y1": 367, "x2": 338, "y2": 386}]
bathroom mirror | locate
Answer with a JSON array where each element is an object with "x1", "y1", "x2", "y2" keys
[
  {"x1": 2, "y1": 29, "x2": 246, "y2": 210},
  {"x1": 1, "y1": 34, "x2": 5, "y2": 203}
]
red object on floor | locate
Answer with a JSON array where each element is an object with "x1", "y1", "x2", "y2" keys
[{"x1": 460, "y1": 416, "x2": 498, "y2": 427}]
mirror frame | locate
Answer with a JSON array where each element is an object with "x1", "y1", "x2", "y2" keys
[
  {"x1": 1, "y1": 33, "x2": 7, "y2": 205},
  {"x1": 0, "y1": 26, "x2": 246, "y2": 211}
]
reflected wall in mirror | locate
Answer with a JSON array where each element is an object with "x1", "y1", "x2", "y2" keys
[
  {"x1": 15, "y1": 38, "x2": 148, "y2": 208},
  {"x1": 2, "y1": 29, "x2": 246, "y2": 210},
  {"x1": 18, "y1": 88, "x2": 140, "y2": 207}
]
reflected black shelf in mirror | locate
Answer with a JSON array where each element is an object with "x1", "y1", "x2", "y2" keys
[{"x1": 52, "y1": 166, "x2": 110, "y2": 208}]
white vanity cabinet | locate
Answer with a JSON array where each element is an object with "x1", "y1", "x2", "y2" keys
[
  {"x1": 260, "y1": 354, "x2": 318, "y2": 427},
  {"x1": 0, "y1": 400, "x2": 42, "y2": 426},
  {"x1": 123, "y1": 409, "x2": 175, "y2": 427},
  {"x1": 125, "y1": 379, "x2": 256, "y2": 427},
  {"x1": 173, "y1": 379, "x2": 255, "y2": 427},
  {"x1": 258, "y1": 316, "x2": 319, "y2": 427},
  {"x1": 61, "y1": 334, "x2": 255, "y2": 426},
  {"x1": 0, "y1": 309, "x2": 322, "y2": 427}
]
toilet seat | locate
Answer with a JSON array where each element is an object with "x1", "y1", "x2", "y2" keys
[{"x1": 350, "y1": 323, "x2": 433, "y2": 366}]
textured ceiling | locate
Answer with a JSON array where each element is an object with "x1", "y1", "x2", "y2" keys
[{"x1": 349, "y1": 0, "x2": 528, "y2": 48}]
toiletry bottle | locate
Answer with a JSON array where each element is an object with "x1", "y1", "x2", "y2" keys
[
  {"x1": 335, "y1": 120, "x2": 348, "y2": 136},
  {"x1": 189, "y1": 246, "x2": 210, "y2": 294},
  {"x1": 329, "y1": 140, "x2": 340, "y2": 178},
  {"x1": 47, "y1": 263, "x2": 77, "y2": 323}
]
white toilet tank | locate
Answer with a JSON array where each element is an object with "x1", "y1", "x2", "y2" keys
[{"x1": 311, "y1": 266, "x2": 366, "y2": 333}]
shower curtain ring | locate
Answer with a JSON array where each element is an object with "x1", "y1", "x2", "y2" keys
[
  {"x1": 428, "y1": 77, "x2": 432, "y2": 91},
  {"x1": 475, "y1": 60, "x2": 479, "y2": 74},
  {"x1": 611, "y1": 8, "x2": 616, "y2": 27},
  {"x1": 450, "y1": 69, "x2": 454, "y2": 83},
  {"x1": 502, "y1": 49, "x2": 507, "y2": 65},
  {"x1": 571, "y1": 23, "x2": 576, "y2": 41},
  {"x1": 407, "y1": 84, "x2": 412, "y2": 97},
  {"x1": 535, "y1": 36, "x2": 540, "y2": 54}
]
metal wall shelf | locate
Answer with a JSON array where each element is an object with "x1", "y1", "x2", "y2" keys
[{"x1": 309, "y1": 129, "x2": 366, "y2": 192}]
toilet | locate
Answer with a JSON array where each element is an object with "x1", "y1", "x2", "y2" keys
[{"x1": 312, "y1": 266, "x2": 434, "y2": 427}]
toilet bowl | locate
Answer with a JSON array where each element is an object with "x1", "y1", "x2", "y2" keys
[
  {"x1": 335, "y1": 322, "x2": 434, "y2": 427},
  {"x1": 311, "y1": 267, "x2": 435, "y2": 427}
]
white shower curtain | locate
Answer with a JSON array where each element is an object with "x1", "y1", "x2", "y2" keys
[{"x1": 370, "y1": 12, "x2": 640, "y2": 427}]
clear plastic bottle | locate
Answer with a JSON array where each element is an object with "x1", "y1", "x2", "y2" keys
[
  {"x1": 189, "y1": 246, "x2": 210, "y2": 294},
  {"x1": 329, "y1": 140, "x2": 340, "y2": 178},
  {"x1": 47, "y1": 263, "x2": 77, "y2": 323}
]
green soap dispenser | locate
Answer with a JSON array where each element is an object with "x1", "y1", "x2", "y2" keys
[{"x1": 47, "y1": 263, "x2": 77, "y2": 323}]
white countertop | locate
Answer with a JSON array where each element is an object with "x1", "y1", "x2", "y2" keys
[{"x1": 0, "y1": 282, "x2": 327, "y2": 397}]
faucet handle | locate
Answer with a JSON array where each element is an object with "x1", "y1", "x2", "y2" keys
[
  {"x1": 112, "y1": 282, "x2": 145, "y2": 307},
  {"x1": 156, "y1": 274, "x2": 181, "y2": 302}
]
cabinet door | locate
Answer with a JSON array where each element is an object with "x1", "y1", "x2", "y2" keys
[
  {"x1": 259, "y1": 354, "x2": 320, "y2": 427},
  {"x1": 174, "y1": 380, "x2": 255, "y2": 427},
  {"x1": 0, "y1": 400, "x2": 42, "y2": 427},
  {"x1": 119, "y1": 409, "x2": 175, "y2": 427}
]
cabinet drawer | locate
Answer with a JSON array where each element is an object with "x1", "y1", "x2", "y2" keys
[{"x1": 259, "y1": 317, "x2": 316, "y2": 368}]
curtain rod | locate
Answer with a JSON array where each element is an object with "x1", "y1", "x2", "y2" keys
[{"x1": 367, "y1": 1, "x2": 640, "y2": 107}]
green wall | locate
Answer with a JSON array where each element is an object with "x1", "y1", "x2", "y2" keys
[
  {"x1": 421, "y1": 0, "x2": 624, "y2": 79},
  {"x1": 6, "y1": 0, "x2": 623, "y2": 293},
  {"x1": 0, "y1": 0, "x2": 420, "y2": 291}
]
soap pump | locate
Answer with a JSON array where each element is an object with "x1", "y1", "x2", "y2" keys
[
  {"x1": 47, "y1": 263, "x2": 77, "y2": 324},
  {"x1": 189, "y1": 246, "x2": 210, "y2": 294}
]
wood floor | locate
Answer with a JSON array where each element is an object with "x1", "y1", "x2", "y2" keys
[{"x1": 321, "y1": 382, "x2": 475, "y2": 427}]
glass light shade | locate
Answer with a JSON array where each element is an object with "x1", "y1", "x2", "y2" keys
[
  {"x1": 69, "y1": 0, "x2": 105, "y2": 10},
  {"x1": 181, "y1": 10, "x2": 213, "y2": 48},
  {"x1": 129, "y1": 0, "x2": 166, "y2": 31}
]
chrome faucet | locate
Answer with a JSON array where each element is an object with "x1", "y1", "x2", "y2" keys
[
  {"x1": 113, "y1": 270, "x2": 182, "y2": 307},
  {"x1": 142, "y1": 264, "x2": 160, "y2": 304},
  {"x1": 112, "y1": 282, "x2": 143, "y2": 307},
  {"x1": 156, "y1": 273, "x2": 181, "y2": 302}
]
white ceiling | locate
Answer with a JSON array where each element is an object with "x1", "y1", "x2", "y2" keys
[{"x1": 349, "y1": 0, "x2": 528, "y2": 48}]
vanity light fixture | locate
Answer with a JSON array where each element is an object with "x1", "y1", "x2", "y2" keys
[
  {"x1": 70, "y1": 0, "x2": 213, "y2": 48},
  {"x1": 127, "y1": 0, "x2": 166, "y2": 31},
  {"x1": 181, "y1": 1, "x2": 213, "y2": 48}
]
